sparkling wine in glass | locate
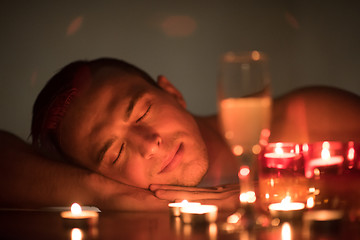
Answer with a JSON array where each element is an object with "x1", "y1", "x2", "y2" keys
[{"x1": 217, "y1": 51, "x2": 272, "y2": 226}]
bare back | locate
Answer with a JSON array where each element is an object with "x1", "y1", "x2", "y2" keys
[{"x1": 270, "y1": 86, "x2": 360, "y2": 143}]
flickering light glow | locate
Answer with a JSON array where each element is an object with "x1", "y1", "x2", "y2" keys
[
  {"x1": 251, "y1": 51, "x2": 261, "y2": 61},
  {"x1": 71, "y1": 228, "x2": 83, "y2": 240},
  {"x1": 239, "y1": 166, "x2": 250, "y2": 178},
  {"x1": 348, "y1": 144, "x2": 355, "y2": 170},
  {"x1": 232, "y1": 145, "x2": 243, "y2": 156},
  {"x1": 268, "y1": 196, "x2": 305, "y2": 211},
  {"x1": 306, "y1": 196, "x2": 315, "y2": 208},
  {"x1": 227, "y1": 213, "x2": 240, "y2": 224},
  {"x1": 239, "y1": 191, "x2": 256, "y2": 203},
  {"x1": 252, "y1": 144, "x2": 261, "y2": 154},
  {"x1": 281, "y1": 222, "x2": 291, "y2": 240},
  {"x1": 168, "y1": 200, "x2": 201, "y2": 217},
  {"x1": 302, "y1": 143, "x2": 309, "y2": 152},
  {"x1": 321, "y1": 147, "x2": 331, "y2": 160},
  {"x1": 71, "y1": 203, "x2": 82, "y2": 215},
  {"x1": 180, "y1": 204, "x2": 218, "y2": 224}
]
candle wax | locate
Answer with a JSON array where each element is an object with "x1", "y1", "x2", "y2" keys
[
  {"x1": 306, "y1": 156, "x2": 343, "y2": 178},
  {"x1": 168, "y1": 201, "x2": 201, "y2": 217},
  {"x1": 180, "y1": 204, "x2": 218, "y2": 224}
]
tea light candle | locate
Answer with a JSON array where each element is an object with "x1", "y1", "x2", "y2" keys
[
  {"x1": 305, "y1": 145, "x2": 344, "y2": 178},
  {"x1": 60, "y1": 203, "x2": 99, "y2": 228},
  {"x1": 180, "y1": 204, "x2": 218, "y2": 224},
  {"x1": 264, "y1": 143, "x2": 297, "y2": 169},
  {"x1": 168, "y1": 200, "x2": 201, "y2": 217},
  {"x1": 268, "y1": 196, "x2": 305, "y2": 220}
]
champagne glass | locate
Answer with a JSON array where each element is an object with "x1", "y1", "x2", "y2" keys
[{"x1": 217, "y1": 51, "x2": 272, "y2": 227}]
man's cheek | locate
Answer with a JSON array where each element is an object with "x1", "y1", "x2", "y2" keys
[{"x1": 126, "y1": 163, "x2": 150, "y2": 187}]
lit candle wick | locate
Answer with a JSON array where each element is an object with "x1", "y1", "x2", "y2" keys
[
  {"x1": 281, "y1": 196, "x2": 291, "y2": 205},
  {"x1": 275, "y1": 145, "x2": 284, "y2": 155},
  {"x1": 321, "y1": 147, "x2": 331, "y2": 161},
  {"x1": 71, "y1": 203, "x2": 82, "y2": 215}
]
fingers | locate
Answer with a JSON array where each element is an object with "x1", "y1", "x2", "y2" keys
[
  {"x1": 149, "y1": 184, "x2": 240, "y2": 212},
  {"x1": 153, "y1": 188, "x2": 239, "y2": 202},
  {"x1": 150, "y1": 184, "x2": 217, "y2": 192},
  {"x1": 149, "y1": 183, "x2": 239, "y2": 192},
  {"x1": 151, "y1": 190, "x2": 239, "y2": 211}
]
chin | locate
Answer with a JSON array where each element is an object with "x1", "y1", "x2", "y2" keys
[{"x1": 178, "y1": 158, "x2": 209, "y2": 187}]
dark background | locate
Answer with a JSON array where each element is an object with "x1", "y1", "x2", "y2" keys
[{"x1": 1, "y1": 0, "x2": 359, "y2": 140}]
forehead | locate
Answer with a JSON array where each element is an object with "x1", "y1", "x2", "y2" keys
[{"x1": 58, "y1": 71, "x2": 155, "y2": 164}]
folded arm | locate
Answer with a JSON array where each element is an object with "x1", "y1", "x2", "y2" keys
[
  {"x1": 0, "y1": 130, "x2": 168, "y2": 211},
  {"x1": 0, "y1": 131, "x2": 241, "y2": 212}
]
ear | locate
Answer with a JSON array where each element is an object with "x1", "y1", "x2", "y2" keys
[{"x1": 157, "y1": 75, "x2": 186, "y2": 108}]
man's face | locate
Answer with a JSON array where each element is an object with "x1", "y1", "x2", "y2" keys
[{"x1": 59, "y1": 69, "x2": 208, "y2": 188}]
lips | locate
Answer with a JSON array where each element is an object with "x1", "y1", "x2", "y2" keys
[{"x1": 158, "y1": 143, "x2": 184, "y2": 174}]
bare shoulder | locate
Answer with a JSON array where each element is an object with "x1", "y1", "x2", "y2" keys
[
  {"x1": 276, "y1": 86, "x2": 360, "y2": 103},
  {"x1": 0, "y1": 130, "x2": 29, "y2": 150},
  {"x1": 271, "y1": 86, "x2": 360, "y2": 143}
]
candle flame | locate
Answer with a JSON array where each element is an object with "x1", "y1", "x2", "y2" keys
[
  {"x1": 322, "y1": 141, "x2": 330, "y2": 149},
  {"x1": 275, "y1": 145, "x2": 284, "y2": 155},
  {"x1": 281, "y1": 196, "x2": 291, "y2": 205},
  {"x1": 321, "y1": 147, "x2": 331, "y2": 160},
  {"x1": 269, "y1": 196, "x2": 305, "y2": 211},
  {"x1": 302, "y1": 143, "x2": 309, "y2": 152},
  {"x1": 306, "y1": 196, "x2": 315, "y2": 208},
  {"x1": 348, "y1": 146, "x2": 355, "y2": 169},
  {"x1": 348, "y1": 147, "x2": 355, "y2": 161},
  {"x1": 71, "y1": 203, "x2": 82, "y2": 215}
]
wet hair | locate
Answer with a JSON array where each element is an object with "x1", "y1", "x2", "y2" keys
[{"x1": 31, "y1": 57, "x2": 156, "y2": 159}]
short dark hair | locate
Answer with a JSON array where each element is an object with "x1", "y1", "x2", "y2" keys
[{"x1": 31, "y1": 57, "x2": 156, "y2": 158}]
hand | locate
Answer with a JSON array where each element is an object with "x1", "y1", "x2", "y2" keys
[{"x1": 149, "y1": 184, "x2": 240, "y2": 211}]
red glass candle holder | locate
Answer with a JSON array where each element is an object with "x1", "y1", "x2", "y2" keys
[{"x1": 258, "y1": 142, "x2": 308, "y2": 211}]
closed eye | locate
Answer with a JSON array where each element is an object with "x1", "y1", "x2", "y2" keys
[
  {"x1": 136, "y1": 104, "x2": 152, "y2": 123},
  {"x1": 113, "y1": 143, "x2": 124, "y2": 164}
]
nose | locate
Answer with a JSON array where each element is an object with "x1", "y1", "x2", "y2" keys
[
  {"x1": 141, "y1": 134, "x2": 162, "y2": 159},
  {"x1": 129, "y1": 126, "x2": 162, "y2": 159}
]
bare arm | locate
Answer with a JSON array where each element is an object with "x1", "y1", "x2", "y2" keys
[{"x1": 0, "y1": 130, "x2": 168, "y2": 211}]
